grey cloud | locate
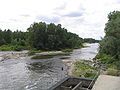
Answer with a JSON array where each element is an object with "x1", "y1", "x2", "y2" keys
[
  {"x1": 36, "y1": 16, "x2": 60, "y2": 23},
  {"x1": 55, "y1": 3, "x2": 66, "y2": 10},
  {"x1": 64, "y1": 12, "x2": 83, "y2": 17},
  {"x1": 63, "y1": 7, "x2": 85, "y2": 17}
]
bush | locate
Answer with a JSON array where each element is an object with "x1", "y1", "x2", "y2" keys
[
  {"x1": 72, "y1": 62, "x2": 98, "y2": 79},
  {"x1": 13, "y1": 45, "x2": 22, "y2": 51},
  {"x1": 84, "y1": 72, "x2": 96, "y2": 79},
  {"x1": 0, "y1": 45, "x2": 13, "y2": 51},
  {"x1": 0, "y1": 45, "x2": 30, "y2": 51},
  {"x1": 94, "y1": 54, "x2": 116, "y2": 64}
]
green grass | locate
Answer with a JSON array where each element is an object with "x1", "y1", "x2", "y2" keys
[
  {"x1": 94, "y1": 53, "x2": 120, "y2": 76},
  {"x1": 72, "y1": 62, "x2": 98, "y2": 79},
  {"x1": 93, "y1": 54, "x2": 116, "y2": 64}
]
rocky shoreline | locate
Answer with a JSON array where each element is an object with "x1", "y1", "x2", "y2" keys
[
  {"x1": 0, "y1": 51, "x2": 65, "y2": 61},
  {"x1": 0, "y1": 53, "x2": 28, "y2": 61},
  {"x1": 62, "y1": 59, "x2": 78, "y2": 75}
]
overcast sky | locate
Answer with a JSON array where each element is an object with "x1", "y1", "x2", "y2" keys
[{"x1": 0, "y1": 0, "x2": 120, "y2": 40}]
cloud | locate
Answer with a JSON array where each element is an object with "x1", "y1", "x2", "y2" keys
[
  {"x1": 63, "y1": 12, "x2": 83, "y2": 17},
  {"x1": 36, "y1": 16, "x2": 60, "y2": 23},
  {"x1": 0, "y1": 0, "x2": 120, "y2": 39}
]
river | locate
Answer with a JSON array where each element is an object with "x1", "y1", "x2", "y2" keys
[{"x1": 0, "y1": 43, "x2": 98, "y2": 90}]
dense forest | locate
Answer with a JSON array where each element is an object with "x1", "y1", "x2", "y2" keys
[
  {"x1": 0, "y1": 22, "x2": 84, "y2": 51},
  {"x1": 28, "y1": 22, "x2": 83, "y2": 50},
  {"x1": 95, "y1": 11, "x2": 120, "y2": 76}
]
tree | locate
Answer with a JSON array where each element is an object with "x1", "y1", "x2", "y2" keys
[
  {"x1": 27, "y1": 22, "x2": 47, "y2": 50},
  {"x1": 27, "y1": 22, "x2": 83, "y2": 50},
  {"x1": 3, "y1": 29, "x2": 12, "y2": 44},
  {"x1": 0, "y1": 30, "x2": 6, "y2": 46},
  {"x1": 99, "y1": 11, "x2": 120, "y2": 59}
]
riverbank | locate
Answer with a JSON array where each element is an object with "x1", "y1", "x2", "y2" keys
[
  {"x1": 0, "y1": 43, "x2": 99, "y2": 90},
  {"x1": 61, "y1": 43, "x2": 99, "y2": 78},
  {"x1": 0, "y1": 52, "x2": 28, "y2": 61},
  {"x1": 0, "y1": 50, "x2": 67, "y2": 61},
  {"x1": 93, "y1": 53, "x2": 120, "y2": 76},
  {"x1": 62, "y1": 59, "x2": 98, "y2": 79},
  {"x1": 0, "y1": 43, "x2": 99, "y2": 79}
]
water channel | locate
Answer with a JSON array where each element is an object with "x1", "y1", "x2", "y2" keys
[{"x1": 0, "y1": 43, "x2": 98, "y2": 90}]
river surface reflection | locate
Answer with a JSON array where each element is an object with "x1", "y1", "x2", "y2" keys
[{"x1": 0, "y1": 43, "x2": 98, "y2": 90}]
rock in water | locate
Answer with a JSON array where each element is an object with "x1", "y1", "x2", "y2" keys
[{"x1": 0, "y1": 57, "x2": 3, "y2": 61}]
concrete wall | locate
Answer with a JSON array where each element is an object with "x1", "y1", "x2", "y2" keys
[{"x1": 48, "y1": 76, "x2": 95, "y2": 90}]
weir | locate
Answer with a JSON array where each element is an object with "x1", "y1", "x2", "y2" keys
[{"x1": 48, "y1": 76, "x2": 95, "y2": 90}]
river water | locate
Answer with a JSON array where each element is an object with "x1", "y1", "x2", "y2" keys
[{"x1": 0, "y1": 43, "x2": 98, "y2": 90}]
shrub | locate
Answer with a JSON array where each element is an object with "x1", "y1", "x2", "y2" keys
[
  {"x1": 72, "y1": 62, "x2": 98, "y2": 79},
  {"x1": 94, "y1": 54, "x2": 116, "y2": 64},
  {"x1": 0, "y1": 45, "x2": 13, "y2": 51}
]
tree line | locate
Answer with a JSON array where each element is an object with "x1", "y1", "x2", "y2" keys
[
  {"x1": 0, "y1": 22, "x2": 84, "y2": 51},
  {"x1": 0, "y1": 29, "x2": 28, "y2": 46},
  {"x1": 28, "y1": 22, "x2": 83, "y2": 50},
  {"x1": 84, "y1": 38, "x2": 99, "y2": 43}
]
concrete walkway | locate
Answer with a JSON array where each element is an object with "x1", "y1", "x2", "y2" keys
[{"x1": 92, "y1": 75, "x2": 120, "y2": 90}]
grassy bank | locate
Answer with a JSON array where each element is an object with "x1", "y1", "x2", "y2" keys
[
  {"x1": 71, "y1": 62, "x2": 98, "y2": 79},
  {"x1": 94, "y1": 54, "x2": 120, "y2": 76}
]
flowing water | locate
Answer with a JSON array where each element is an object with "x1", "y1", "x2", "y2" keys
[{"x1": 0, "y1": 43, "x2": 98, "y2": 90}]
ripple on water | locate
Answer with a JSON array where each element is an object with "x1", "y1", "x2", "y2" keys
[{"x1": 0, "y1": 43, "x2": 99, "y2": 90}]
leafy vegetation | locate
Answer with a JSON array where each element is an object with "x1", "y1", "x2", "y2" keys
[
  {"x1": 0, "y1": 29, "x2": 29, "y2": 51},
  {"x1": 99, "y1": 11, "x2": 120, "y2": 60},
  {"x1": 0, "y1": 22, "x2": 84, "y2": 51},
  {"x1": 84, "y1": 38, "x2": 99, "y2": 43},
  {"x1": 27, "y1": 22, "x2": 83, "y2": 50},
  {"x1": 72, "y1": 62, "x2": 98, "y2": 79},
  {"x1": 94, "y1": 11, "x2": 120, "y2": 76},
  {"x1": 94, "y1": 54, "x2": 116, "y2": 64}
]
